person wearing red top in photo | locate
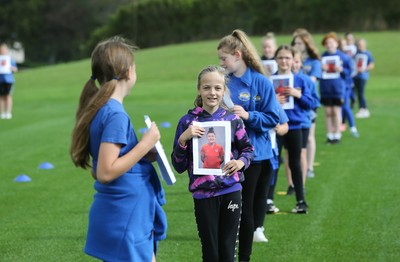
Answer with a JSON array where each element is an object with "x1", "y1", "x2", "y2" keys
[{"x1": 200, "y1": 127, "x2": 225, "y2": 169}]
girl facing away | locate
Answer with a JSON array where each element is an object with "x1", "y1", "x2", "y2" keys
[
  {"x1": 217, "y1": 29, "x2": 280, "y2": 261},
  {"x1": 70, "y1": 36, "x2": 167, "y2": 262},
  {"x1": 171, "y1": 65, "x2": 254, "y2": 262}
]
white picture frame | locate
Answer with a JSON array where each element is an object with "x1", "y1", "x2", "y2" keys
[
  {"x1": 0, "y1": 55, "x2": 12, "y2": 74},
  {"x1": 192, "y1": 121, "x2": 231, "y2": 176},
  {"x1": 344, "y1": 45, "x2": 357, "y2": 57},
  {"x1": 262, "y1": 60, "x2": 278, "y2": 76},
  {"x1": 355, "y1": 53, "x2": 368, "y2": 71},
  {"x1": 321, "y1": 55, "x2": 341, "y2": 79},
  {"x1": 144, "y1": 115, "x2": 176, "y2": 185},
  {"x1": 269, "y1": 74, "x2": 294, "y2": 110}
]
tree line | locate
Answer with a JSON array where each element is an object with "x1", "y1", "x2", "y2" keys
[{"x1": 0, "y1": 0, "x2": 398, "y2": 66}]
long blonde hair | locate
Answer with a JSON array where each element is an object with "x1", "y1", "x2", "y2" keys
[
  {"x1": 217, "y1": 29, "x2": 265, "y2": 75},
  {"x1": 70, "y1": 36, "x2": 137, "y2": 169}
]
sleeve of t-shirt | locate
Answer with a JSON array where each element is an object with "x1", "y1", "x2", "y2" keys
[{"x1": 101, "y1": 111, "x2": 129, "y2": 146}]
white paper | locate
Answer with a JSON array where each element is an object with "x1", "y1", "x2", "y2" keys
[
  {"x1": 355, "y1": 53, "x2": 368, "y2": 71},
  {"x1": 144, "y1": 115, "x2": 176, "y2": 185},
  {"x1": 0, "y1": 55, "x2": 12, "y2": 74},
  {"x1": 269, "y1": 129, "x2": 277, "y2": 149},
  {"x1": 262, "y1": 60, "x2": 278, "y2": 76}
]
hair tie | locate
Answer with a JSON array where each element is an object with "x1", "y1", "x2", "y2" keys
[
  {"x1": 90, "y1": 75, "x2": 96, "y2": 80},
  {"x1": 112, "y1": 76, "x2": 120, "y2": 80}
]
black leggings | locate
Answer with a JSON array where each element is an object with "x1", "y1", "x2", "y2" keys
[
  {"x1": 278, "y1": 129, "x2": 305, "y2": 202},
  {"x1": 239, "y1": 160, "x2": 273, "y2": 262},
  {"x1": 194, "y1": 191, "x2": 242, "y2": 262}
]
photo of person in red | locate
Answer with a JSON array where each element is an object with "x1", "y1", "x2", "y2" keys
[{"x1": 200, "y1": 127, "x2": 225, "y2": 169}]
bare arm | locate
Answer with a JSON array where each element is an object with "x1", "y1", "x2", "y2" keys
[{"x1": 96, "y1": 122, "x2": 160, "y2": 184}]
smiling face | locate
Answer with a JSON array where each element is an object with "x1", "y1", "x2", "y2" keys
[
  {"x1": 262, "y1": 39, "x2": 276, "y2": 59},
  {"x1": 198, "y1": 71, "x2": 226, "y2": 114},
  {"x1": 325, "y1": 37, "x2": 338, "y2": 53},
  {"x1": 292, "y1": 53, "x2": 302, "y2": 74},
  {"x1": 217, "y1": 48, "x2": 240, "y2": 74},
  {"x1": 276, "y1": 49, "x2": 294, "y2": 74},
  {"x1": 207, "y1": 132, "x2": 216, "y2": 144},
  {"x1": 293, "y1": 36, "x2": 306, "y2": 53}
]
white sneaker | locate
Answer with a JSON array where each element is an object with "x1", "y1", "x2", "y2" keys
[
  {"x1": 253, "y1": 227, "x2": 268, "y2": 243},
  {"x1": 356, "y1": 109, "x2": 370, "y2": 119},
  {"x1": 5, "y1": 113, "x2": 12, "y2": 119},
  {"x1": 0, "y1": 113, "x2": 5, "y2": 119}
]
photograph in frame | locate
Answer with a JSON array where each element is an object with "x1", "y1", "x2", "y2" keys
[
  {"x1": 355, "y1": 53, "x2": 368, "y2": 71},
  {"x1": 269, "y1": 74, "x2": 294, "y2": 110},
  {"x1": 321, "y1": 56, "x2": 340, "y2": 79},
  {"x1": 344, "y1": 45, "x2": 357, "y2": 57},
  {"x1": 0, "y1": 55, "x2": 12, "y2": 74},
  {"x1": 262, "y1": 60, "x2": 278, "y2": 76},
  {"x1": 192, "y1": 121, "x2": 231, "y2": 176}
]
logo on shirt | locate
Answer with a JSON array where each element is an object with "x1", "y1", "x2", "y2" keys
[
  {"x1": 227, "y1": 200, "x2": 239, "y2": 212},
  {"x1": 238, "y1": 92, "x2": 250, "y2": 102},
  {"x1": 254, "y1": 95, "x2": 261, "y2": 101}
]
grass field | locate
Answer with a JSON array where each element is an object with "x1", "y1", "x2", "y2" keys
[{"x1": 0, "y1": 31, "x2": 399, "y2": 262}]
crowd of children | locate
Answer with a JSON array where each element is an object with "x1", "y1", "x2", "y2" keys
[{"x1": 67, "y1": 29, "x2": 374, "y2": 261}]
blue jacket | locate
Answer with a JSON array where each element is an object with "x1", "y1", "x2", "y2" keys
[
  {"x1": 227, "y1": 67, "x2": 280, "y2": 161},
  {"x1": 297, "y1": 71, "x2": 320, "y2": 128}
]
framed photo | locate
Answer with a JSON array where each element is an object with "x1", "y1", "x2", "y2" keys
[
  {"x1": 344, "y1": 45, "x2": 357, "y2": 57},
  {"x1": 193, "y1": 121, "x2": 231, "y2": 176},
  {"x1": 144, "y1": 115, "x2": 176, "y2": 185},
  {"x1": 0, "y1": 55, "x2": 12, "y2": 74},
  {"x1": 269, "y1": 74, "x2": 294, "y2": 110},
  {"x1": 262, "y1": 60, "x2": 278, "y2": 76},
  {"x1": 321, "y1": 56, "x2": 340, "y2": 79},
  {"x1": 355, "y1": 53, "x2": 368, "y2": 71}
]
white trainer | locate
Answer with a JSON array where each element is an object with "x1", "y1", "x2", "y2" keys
[{"x1": 253, "y1": 227, "x2": 268, "y2": 243}]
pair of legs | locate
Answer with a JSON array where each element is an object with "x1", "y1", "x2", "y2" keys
[
  {"x1": 194, "y1": 191, "x2": 242, "y2": 262},
  {"x1": 279, "y1": 130, "x2": 306, "y2": 203},
  {"x1": 353, "y1": 78, "x2": 368, "y2": 110},
  {"x1": 285, "y1": 128, "x2": 310, "y2": 186},
  {"x1": 0, "y1": 83, "x2": 13, "y2": 119},
  {"x1": 239, "y1": 160, "x2": 272, "y2": 262},
  {"x1": 306, "y1": 121, "x2": 317, "y2": 176},
  {"x1": 342, "y1": 87, "x2": 357, "y2": 129}
]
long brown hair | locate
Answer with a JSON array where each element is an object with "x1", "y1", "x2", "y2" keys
[
  {"x1": 70, "y1": 36, "x2": 137, "y2": 169},
  {"x1": 217, "y1": 29, "x2": 265, "y2": 75},
  {"x1": 291, "y1": 32, "x2": 320, "y2": 60}
]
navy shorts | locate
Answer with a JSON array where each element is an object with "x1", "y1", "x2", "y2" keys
[
  {"x1": 0, "y1": 83, "x2": 12, "y2": 96},
  {"x1": 321, "y1": 97, "x2": 344, "y2": 106}
]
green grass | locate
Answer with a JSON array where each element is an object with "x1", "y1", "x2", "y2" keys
[{"x1": 1, "y1": 31, "x2": 399, "y2": 262}]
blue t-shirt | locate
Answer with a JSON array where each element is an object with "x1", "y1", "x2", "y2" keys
[
  {"x1": 353, "y1": 50, "x2": 374, "y2": 80},
  {"x1": 0, "y1": 56, "x2": 17, "y2": 84}
]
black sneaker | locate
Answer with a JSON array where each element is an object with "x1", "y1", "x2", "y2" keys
[
  {"x1": 286, "y1": 185, "x2": 295, "y2": 196},
  {"x1": 292, "y1": 201, "x2": 308, "y2": 214}
]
